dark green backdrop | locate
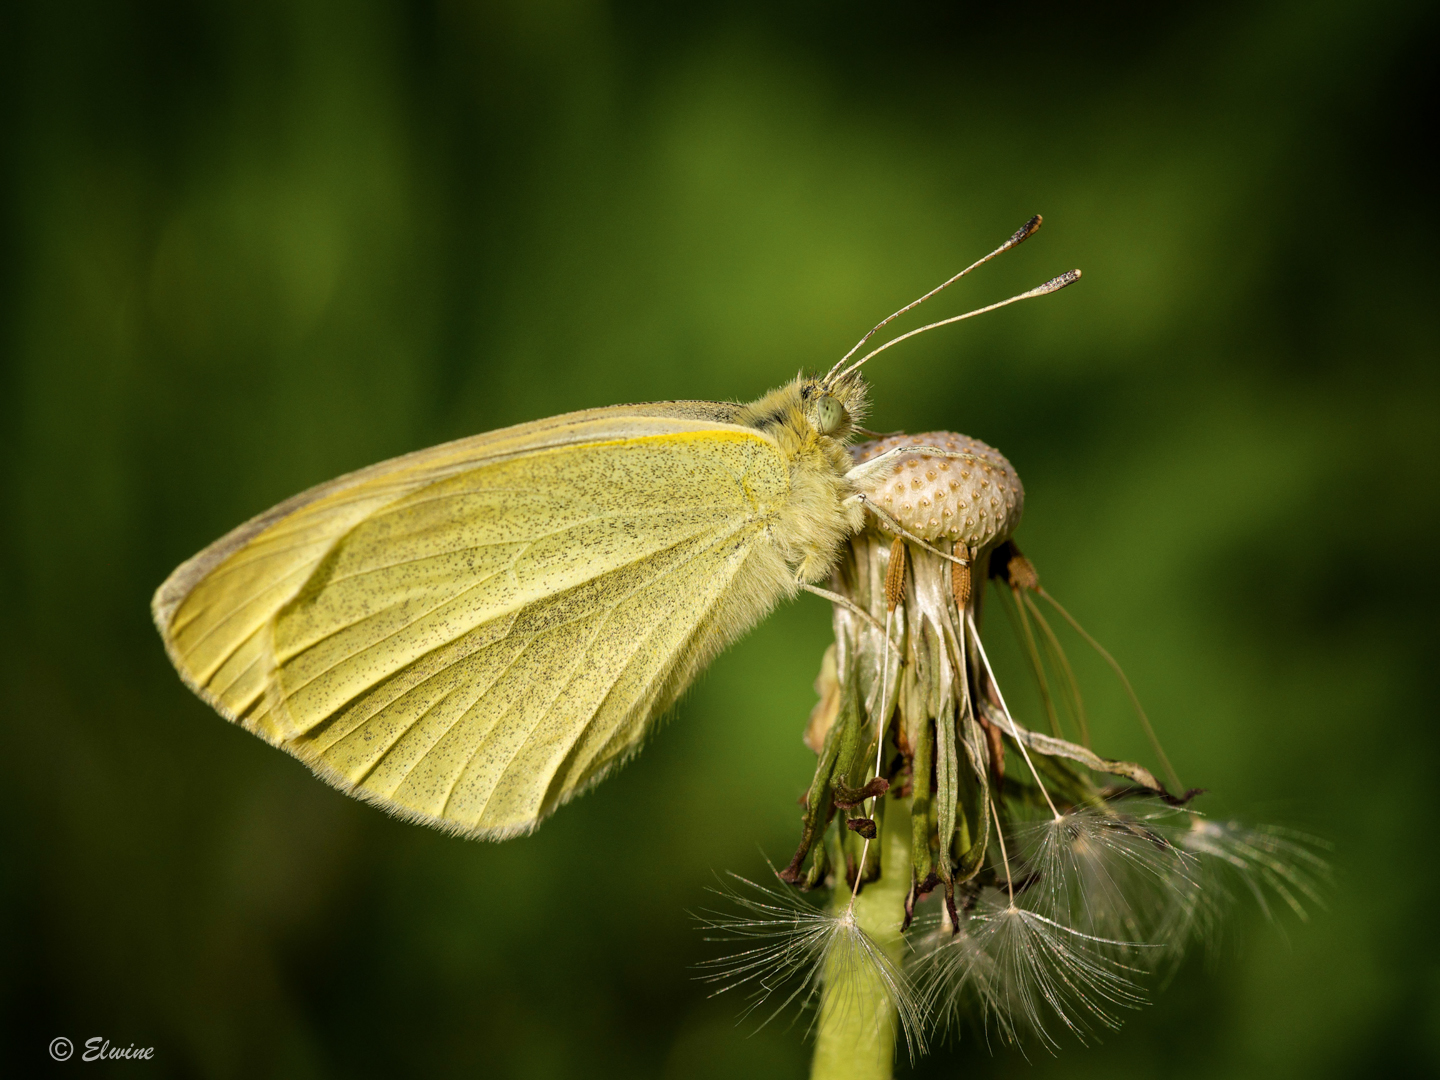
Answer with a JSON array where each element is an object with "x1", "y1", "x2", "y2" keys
[{"x1": 3, "y1": 1, "x2": 1437, "y2": 1077}]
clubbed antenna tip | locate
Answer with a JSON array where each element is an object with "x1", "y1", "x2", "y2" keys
[
  {"x1": 1009, "y1": 214, "x2": 1043, "y2": 248},
  {"x1": 1035, "y1": 269, "x2": 1081, "y2": 295}
]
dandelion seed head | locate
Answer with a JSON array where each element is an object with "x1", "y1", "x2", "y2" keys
[{"x1": 848, "y1": 432, "x2": 1023, "y2": 545}]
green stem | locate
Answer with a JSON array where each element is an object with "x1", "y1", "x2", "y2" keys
[{"x1": 810, "y1": 798, "x2": 914, "y2": 1080}]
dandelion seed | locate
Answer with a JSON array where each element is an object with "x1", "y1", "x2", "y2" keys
[
  {"x1": 1155, "y1": 815, "x2": 1332, "y2": 959},
  {"x1": 968, "y1": 889, "x2": 1150, "y2": 1052},
  {"x1": 1013, "y1": 805, "x2": 1197, "y2": 951},
  {"x1": 910, "y1": 912, "x2": 1011, "y2": 1045},
  {"x1": 695, "y1": 873, "x2": 927, "y2": 1053},
  {"x1": 1181, "y1": 819, "x2": 1330, "y2": 917}
]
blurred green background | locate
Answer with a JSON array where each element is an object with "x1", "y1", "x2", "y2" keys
[{"x1": 3, "y1": 1, "x2": 1437, "y2": 1076}]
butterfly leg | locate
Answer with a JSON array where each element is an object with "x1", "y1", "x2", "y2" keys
[
  {"x1": 842, "y1": 444, "x2": 985, "y2": 490},
  {"x1": 843, "y1": 492, "x2": 971, "y2": 568},
  {"x1": 799, "y1": 582, "x2": 901, "y2": 650}
]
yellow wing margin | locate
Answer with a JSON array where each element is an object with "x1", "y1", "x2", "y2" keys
[{"x1": 153, "y1": 406, "x2": 794, "y2": 839}]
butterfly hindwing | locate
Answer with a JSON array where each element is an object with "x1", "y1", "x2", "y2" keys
[{"x1": 155, "y1": 407, "x2": 795, "y2": 837}]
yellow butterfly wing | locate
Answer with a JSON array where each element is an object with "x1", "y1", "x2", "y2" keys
[{"x1": 153, "y1": 402, "x2": 796, "y2": 838}]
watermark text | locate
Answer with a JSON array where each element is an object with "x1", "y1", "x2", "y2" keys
[{"x1": 49, "y1": 1036, "x2": 155, "y2": 1062}]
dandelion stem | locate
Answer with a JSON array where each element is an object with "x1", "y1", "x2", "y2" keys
[{"x1": 811, "y1": 799, "x2": 914, "y2": 1080}]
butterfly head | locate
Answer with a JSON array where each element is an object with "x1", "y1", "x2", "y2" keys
[{"x1": 801, "y1": 371, "x2": 868, "y2": 440}]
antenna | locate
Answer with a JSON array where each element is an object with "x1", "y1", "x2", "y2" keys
[
  {"x1": 829, "y1": 269, "x2": 1081, "y2": 383},
  {"x1": 822, "y1": 214, "x2": 1045, "y2": 385}
]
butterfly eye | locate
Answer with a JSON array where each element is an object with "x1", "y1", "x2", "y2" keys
[{"x1": 813, "y1": 394, "x2": 846, "y2": 435}]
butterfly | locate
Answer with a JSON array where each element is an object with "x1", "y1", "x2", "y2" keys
[{"x1": 152, "y1": 215, "x2": 1075, "y2": 840}]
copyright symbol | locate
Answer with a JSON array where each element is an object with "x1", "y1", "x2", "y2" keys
[{"x1": 50, "y1": 1036, "x2": 73, "y2": 1061}]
